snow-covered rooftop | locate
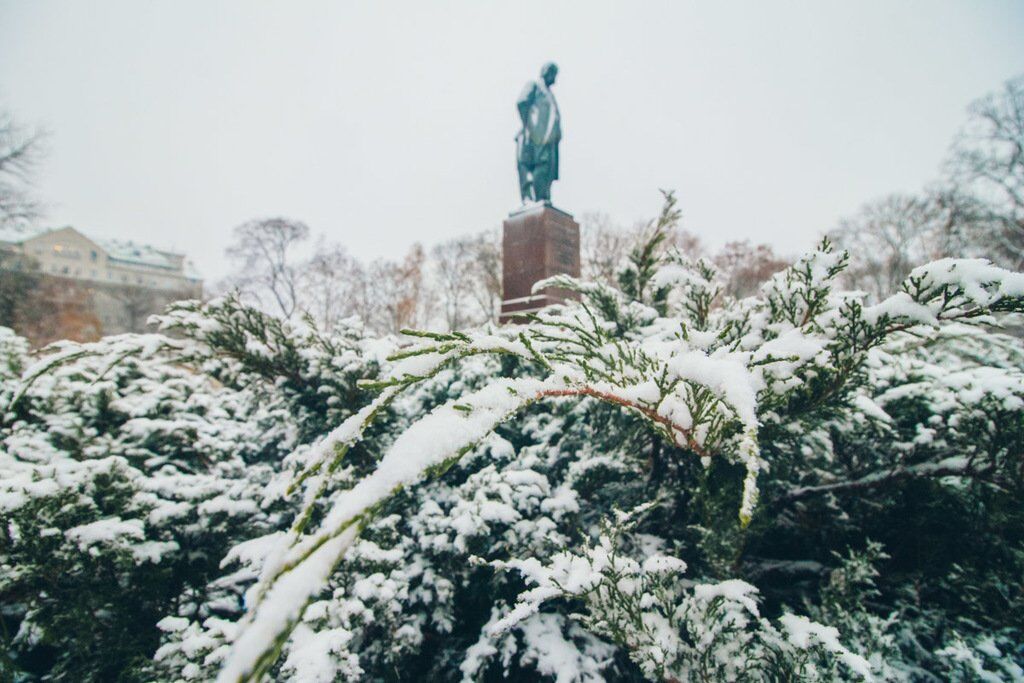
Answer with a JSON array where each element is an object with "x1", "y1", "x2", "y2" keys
[
  {"x1": 98, "y1": 238, "x2": 179, "y2": 270},
  {"x1": 1, "y1": 224, "x2": 201, "y2": 278}
]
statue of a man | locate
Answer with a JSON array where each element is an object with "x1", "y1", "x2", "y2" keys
[{"x1": 516, "y1": 62, "x2": 561, "y2": 203}]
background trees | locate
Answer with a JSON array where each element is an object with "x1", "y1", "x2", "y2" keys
[
  {"x1": 948, "y1": 75, "x2": 1024, "y2": 269},
  {"x1": 221, "y1": 223, "x2": 498, "y2": 334},
  {"x1": 828, "y1": 194, "x2": 946, "y2": 301},
  {"x1": 0, "y1": 107, "x2": 45, "y2": 229},
  {"x1": 712, "y1": 240, "x2": 789, "y2": 299},
  {"x1": 580, "y1": 212, "x2": 638, "y2": 285},
  {"x1": 299, "y1": 240, "x2": 367, "y2": 329},
  {"x1": 366, "y1": 243, "x2": 433, "y2": 335},
  {"x1": 832, "y1": 75, "x2": 1024, "y2": 298},
  {"x1": 225, "y1": 217, "x2": 310, "y2": 319},
  {"x1": 431, "y1": 231, "x2": 503, "y2": 331}
]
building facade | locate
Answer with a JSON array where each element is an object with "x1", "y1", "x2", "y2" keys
[{"x1": 0, "y1": 225, "x2": 202, "y2": 343}]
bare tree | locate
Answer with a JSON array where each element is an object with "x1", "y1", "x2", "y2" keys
[
  {"x1": 828, "y1": 194, "x2": 954, "y2": 300},
  {"x1": 713, "y1": 241, "x2": 789, "y2": 299},
  {"x1": 465, "y1": 229, "x2": 502, "y2": 324},
  {"x1": 300, "y1": 239, "x2": 367, "y2": 328},
  {"x1": 948, "y1": 74, "x2": 1024, "y2": 268},
  {"x1": 225, "y1": 217, "x2": 309, "y2": 318},
  {"x1": 665, "y1": 223, "x2": 705, "y2": 259},
  {"x1": 0, "y1": 108, "x2": 46, "y2": 228},
  {"x1": 431, "y1": 230, "x2": 502, "y2": 330},
  {"x1": 582, "y1": 211, "x2": 703, "y2": 286},
  {"x1": 367, "y1": 244, "x2": 434, "y2": 335},
  {"x1": 580, "y1": 212, "x2": 634, "y2": 285},
  {"x1": 432, "y1": 237, "x2": 475, "y2": 331}
]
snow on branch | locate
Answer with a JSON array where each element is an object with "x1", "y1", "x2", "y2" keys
[
  {"x1": 470, "y1": 509, "x2": 874, "y2": 681},
  {"x1": 216, "y1": 234, "x2": 1024, "y2": 681}
]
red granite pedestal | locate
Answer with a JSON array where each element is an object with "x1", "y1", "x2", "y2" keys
[{"x1": 499, "y1": 203, "x2": 581, "y2": 323}]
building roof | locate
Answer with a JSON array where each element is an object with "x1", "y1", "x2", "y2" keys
[
  {"x1": 98, "y1": 238, "x2": 179, "y2": 270},
  {"x1": 0, "y1": 225, "x2": 200, "y2": 278}
]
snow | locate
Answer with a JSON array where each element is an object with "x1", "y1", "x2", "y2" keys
[
  {"x1": 280, "y1": 624, "x2": 358, "y2": 683},
  {"x1": 460, "y1": 620, "x2": 501, "y2": 680},
  {"x1": 779, "y1": 613, "x2": 874, "y2": 680},
  {"x1": 642, "y1": 555, "x2": 688, "y2": 575},
  {"x1": 64, "y1": 517, "x2": 145, "y2": 553},
  {"x1": 220, "y1": 376, "x2": 554, "y2": 682},
  {"x1": 98, "y1": 237, "x2": 181, "y2": 270},
  {"x1": 220, "y1": 532, "x2": 289, "y2": 570},
  {"x1": 158, "y1": 616, "x2": 192, "y2": 633},
  {"x1": 540, "y1": 484, "x2": 580, "y2": 518},
  {"x1": 692, "y1": 579, "x2": 760, "y2": 617},
  {"x1": 315, "y1": 378, "x2": 549, "y2": 531},
  {"x1": 665, "y1": 351, "x2": 758, "y2": 427},
  {"x1": 909, "y1": 258, "x2": 1001, "y2": 301},
  {"x1": 132, "y1": 540, "x2": 179, "y2": 564},
  {"x1": 198, "y1": 497, "x2": 259, "y2": 517},
  {"x1": 216, "y1": 526, "x2": 360, "y2": 683},
  {"x1": 864, "y1": 292, "x2": 937, "y2": 326},
  {"x1": 853, "y1": 395, "x2": 892, "y2": 423},
  {"x1": 651, "y1": 261, "x2": 713, "y2": 290},
  {"x1": 518, "y1": 614, "x2": 608, "y2": 683}
]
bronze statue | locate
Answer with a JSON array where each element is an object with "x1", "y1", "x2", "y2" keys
[{"x1": 516, "y1": 62, "x2": 561, "y2": 203}]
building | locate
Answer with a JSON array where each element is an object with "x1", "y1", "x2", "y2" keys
[{"x1": 0, "y1": 225, "x2": 202, "y2": 344}]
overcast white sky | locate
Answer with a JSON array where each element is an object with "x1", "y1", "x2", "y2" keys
[{"x1": 1, "y1": 1, "x2": 1022, "y2": 282}]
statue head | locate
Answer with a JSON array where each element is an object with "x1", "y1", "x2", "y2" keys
[{"x1": 541, "y1": 62, "x2": 558, "y2": 87}]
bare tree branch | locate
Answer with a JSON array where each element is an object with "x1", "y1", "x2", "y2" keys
[
  {"x1": 225, "y1": 217, "x2": 309, "y2": 318},
  {"x1": 948, "y1": 74, "x2": 1024, "y2": 269},
  {"x1": 0, "y1": 108, "x2": 47, "y2": 227}
]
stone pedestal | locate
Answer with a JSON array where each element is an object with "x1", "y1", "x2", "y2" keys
[{"x1": 499, "y1": 203, "x2": 580, "y2": 322}]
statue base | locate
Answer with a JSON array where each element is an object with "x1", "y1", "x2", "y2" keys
[{"x1": 499, "y1": 203, "x2": 581, "y2": 323}]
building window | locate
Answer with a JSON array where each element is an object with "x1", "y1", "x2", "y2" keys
[
  {"x1": 53, "y1": 244, "x2": 81, "y2": 259},
  {"x1": 90, "y1": 250, "x2": 98, "y2": 261}
]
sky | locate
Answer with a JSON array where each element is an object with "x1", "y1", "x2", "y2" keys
[{"x1": 1, "y1": 1, "x2": 1022, "y2": 283}]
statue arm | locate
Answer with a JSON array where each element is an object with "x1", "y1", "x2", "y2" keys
[{"x1": 516, "y1": 82, "x2": 537, "y2": 126}]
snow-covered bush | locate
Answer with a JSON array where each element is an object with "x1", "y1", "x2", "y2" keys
[
  {"x1": 0, "y1": 302, "x2": 383, "y2": 680},
  {"x1": 3, "y1": 194, "x2": 1023, "y2": 682},
  {"x1": 473, "y1": 506, "x2": 873, "y2": 682}
]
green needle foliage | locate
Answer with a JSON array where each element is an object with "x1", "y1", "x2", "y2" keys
[{"x1": 2, "y1": 194, "x2": 1023, "y2": 682}]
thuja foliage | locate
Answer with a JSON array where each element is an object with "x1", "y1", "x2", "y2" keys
[
  {"x1": 0, "y1": 310, "x2": 386, "y2": 680},
  {"x1": 2, "y1": 193, "x2": 1023, "y2": 681}
]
